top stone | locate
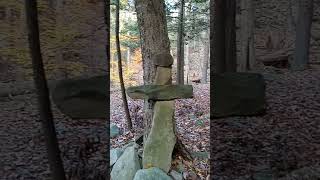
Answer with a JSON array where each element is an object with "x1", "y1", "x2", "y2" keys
[{"x1": 153, "y1": 53, "x2": 174, "y2": 67}]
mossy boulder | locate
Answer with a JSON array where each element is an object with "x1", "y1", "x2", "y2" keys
[{"x1": 212, "y1": 73, "x2": 266, "y2": 117}]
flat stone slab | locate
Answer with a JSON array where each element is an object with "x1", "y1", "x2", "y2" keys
[
  {"x1": 127, "y1": 85, "x2": 193, "y2": 100},
  {"x1": 212, "y1": 72, "x2": 266, "y2": 117},
  {"x1": 51, "y1": 75, "x2": 107, "y2": 119}
]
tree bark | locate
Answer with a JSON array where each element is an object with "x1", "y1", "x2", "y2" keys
[
  {"x1": 116, "y1": 0, "x2": 132, "y2": 130},
  {"x1": 291, "y1": 0, "x2": 314, "y2": 71},
  {"x1": 177, "y1": 0, "x2": 185, "y2": 85},
  {"x1": 225, "y1": 0, "x2": 237, "y2": 72},
  {"x1": 104, "y1": 0, "x2": 110, "y2": 179},
  {"x1": 135, "y1": 0, "x2": 171, "y2": 142},
  {"x1": 238, "y1": 0, "x2": 256, "y2": 72},
  {"x1": 212, "y1": 0, "x2": 236, "y2": 73},
  {"x1": 25, "y1": 1, "x2": 66, "y2": 179}
]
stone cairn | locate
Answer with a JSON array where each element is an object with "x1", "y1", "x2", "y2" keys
[{"x1": 127, "y1": 53, "x2": 193, "y2": 173}]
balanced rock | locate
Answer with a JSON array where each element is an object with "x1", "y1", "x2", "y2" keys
[
  {"x1": 127, "y1": 85, "x2": 193, "y2": 101},
  {"x1": 153, "y1": 53, "x2": 174, "y2": 67},
  {"x1": 143, "y1": 101, "x2": 176, "y2": 173},
  {"x1": 111, "y1": 146, "x2": 141, "y2": 180},
  {"x1": 133, "y1": 167, "x2": 173, "y2": 180},
  {"x1": 51, "y1": 75, "x2": 107, "y2": 119},
  {"x1": 212, "y1": 73, "x2": 266, "y2": 117}
]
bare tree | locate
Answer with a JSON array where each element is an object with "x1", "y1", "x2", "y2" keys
[
  {"x1": 115, "y1": 0, "x2": 132, "y2": 130},
  {"x1": 25, "y1": 0, "x2": 66, "y2": 179}
]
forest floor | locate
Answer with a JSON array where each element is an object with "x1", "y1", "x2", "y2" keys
[
  {"x1": 212, "y1": 66, "x2": 320, "y2": 179},
  {"x1": 0, "y1": 93, "x2": 108, "y2": 179}
]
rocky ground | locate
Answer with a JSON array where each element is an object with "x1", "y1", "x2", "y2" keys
[{"x1": 211, "y1": 66, "x2": 320, "y2": 179}]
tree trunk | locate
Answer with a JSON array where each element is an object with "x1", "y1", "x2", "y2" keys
[
  {"x1": 25, "y1": 1, "x2": 66, "y2": 179},
  {"x1": 177, "y1": 0, "x2": 185, "y2": 85},
  {"x1": 238, "y1": 0, "x2": 256, "y2": 72},
  {"x1": 225, "y1": 0, "x2": 237, "y2": 72},
  {"x1": 212, "y1": 0, "x2": 225, "y2": 73},
  {"x1": 116, "y1": 0, "x2": 132, "y2": 130},
  {"x1": 291, "y1": 0, "x2": 314, "y2": 71},
  {"x1": 185, "y1": 43, "x2": 190, "y2": 84},
  {"x1": 201, "y1": 31, "x2": 209, "y2": 83},
  {"x1": 212, "y1": 0, "x2": 237, "y2": 73},
  {"x1": 135, "y1": 0, "x2": 171, "y2": 142},
  {"x1": 104, "y1": 1, "x2": 110, "y2": 179}
]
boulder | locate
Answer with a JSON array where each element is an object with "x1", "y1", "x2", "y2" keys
[
  {"x1": 170, "y1": 170, "x2": 183, "y2": 180},
  {"x1": 51, "y1": 75, "x2": 107, "y2": 119},
  {"x1": 133, "y1": 167, "x2": 173, "y2": 180},
  {"x1": 110, "y1": 148, "x2": 123, "y2": 166},
  {"x1": 143, "y1": 101, "x2": 176, "y2": 173},
  {"x1": 111, "y1": 146, "x2": 141, "y2": 180},
  {"x1": 212, "y1": 73, "x2": 266, "y2": 117},
  {"x1": 110, "y1": 124, "x2": 120, "y2": 138},
  {"x1": 127, "y1": 85, "x2": 193, "y2": 100}
]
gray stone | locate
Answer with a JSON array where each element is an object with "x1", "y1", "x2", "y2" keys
[
  {"x1": 212, "y1": 73, "x2": 266, "y2": 117},
  {"x1": 111, "y1": 146, "x2": 141, "y2": 180},
  {"x1": 170, "y1": 170, "x2": 183, "y2": 180},
  {"x1": 110, "y1": 148, "x2": 123, "y2": 166},
  {"x1": 133, "y1": 167, "x2": 173, "y2": 180},
  {"x1": 153, "y1": 53, "x2": 174, "y2": 67},
  {"x1": 127, "y1": 85, "x2": 193, "y2": 100},
  {"x1": 143, "y1": 101, "x2": 176, "y2": 173},
  {"x1": 110, "y1": 124, "x2": 120, "y2": 138},
  {"x1": 51, "y1": 75, "x2": 107, "y2": 119}
]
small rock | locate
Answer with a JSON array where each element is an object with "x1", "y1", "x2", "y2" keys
[
  {"x1": 111, "y1": 146, "x2": 141, "y2": 180},
  {"x1": 110, "y1": 124, "x2": 120, "y2": 138},
  {"x1": 133, "y1": 167, "x2": 173, "y2": 180},
  {"x1": 170, "y1": 170, "x2": 183, "y2": 180},
  {"x1": 110, "y1": 148, "x2": 123, "y2": 166}
]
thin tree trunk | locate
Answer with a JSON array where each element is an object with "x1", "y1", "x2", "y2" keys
[
  {"x1": 201, "y1": 31, "x2": 209, "y2": 83},
  {"x1": 291, "y1": 0, "x2": 314, "y2": 71},
  {"x1": 25, "y1": 1, "x2": 66, "y2": 179},
  {"x1": 116, "y1": 0, "x2": 132, "y2": 130},
  {"x1": 177, "y1": 0, "x2": 185, "y2": 85},
  {"x1": 135, "y1": 0, "x2": 171, "y2": 142},
  {"x1": 185, "y1": 43, "x2": 190, "y2": 84},
  {"x1": 104, "y1": 0, "x2": 110, "y2": 179}
]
